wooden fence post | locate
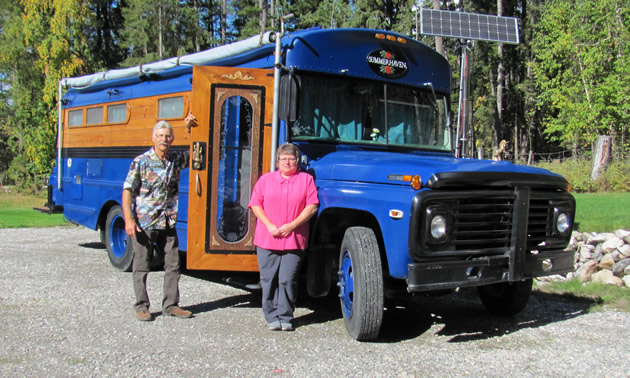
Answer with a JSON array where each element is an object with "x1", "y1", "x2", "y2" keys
[{"x1": 591, "y1": 135, "x2": 612, "y2": 181}]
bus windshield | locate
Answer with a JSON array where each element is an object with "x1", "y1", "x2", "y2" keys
[{"x1": 290, "y1": 74, "x2": 451, "y2": 151}]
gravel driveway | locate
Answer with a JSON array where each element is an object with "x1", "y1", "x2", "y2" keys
[{"x1": 1, "y1": 226, "x2": 629, "y2": 377}]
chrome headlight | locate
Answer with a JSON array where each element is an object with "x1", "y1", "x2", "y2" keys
[
  {"x1": 556, "y1": 212, "x2": 570, "y2": 234},
  {"x1": 430, "y1": 215, "x2": 447, "y2": 240}
]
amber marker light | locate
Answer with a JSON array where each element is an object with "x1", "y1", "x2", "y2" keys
[
  {"x1": 389, "y1": 209, "x2": 404, "y2": 219},
  {"x1": 386, "y1": 35, "x2": 396, "y2": 41},
  {"x1": 375, "y1": 33, "x2": 386, "y2": 40},
  {"x1": 410, "y1": 175, "x2": 422, "y2": 190},
  {"x1": 392, "y1": 174, "x2": 422, "y2": 190},
  {"x1": 397, "y1": 37, "x2": 407, "y2": 44}
]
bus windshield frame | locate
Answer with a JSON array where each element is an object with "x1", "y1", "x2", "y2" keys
[{"x1": 289, "y1": 73, "x2": 452, "y2": 152}]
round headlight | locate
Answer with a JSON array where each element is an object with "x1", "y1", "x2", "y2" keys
[
  {"x1": 430, "y1": 215, "x2": 447, "y2": 239},
  {"x1": 556, "y1": 212, "x2": 570, "y2": 234}
]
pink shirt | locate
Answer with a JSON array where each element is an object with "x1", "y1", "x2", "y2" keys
[{"x1": 249, "y1": 170, "x2": 319, "y2": 250}]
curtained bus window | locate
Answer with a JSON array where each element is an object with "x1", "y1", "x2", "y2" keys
[
  {"x1": 86, "y1": 107, "x2": 103, "y2": 125},
  {"x1": 68, "y1": 109, "x2": 83, "y2": 126},
  {"x1": 107, "y1": 104, "x2": 127, "y2": 123},
  {"x1": 158, "y1": 97, "x2": 184, "y2": 119},
  {"x1": 216, "y1": 95, "x2": 253, "y2": 243}
]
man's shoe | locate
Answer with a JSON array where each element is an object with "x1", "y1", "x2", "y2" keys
[
  {"x1": 281, "y1": 322, "x2": 294, "y2": 331},
  {"x1": 268, "y1": 320, "x2": 281, "y2": 331},
  {"x1": 165, "y1": 306, "x2": 192, "y2": 318},
  {"x1": 136, "y1": 309, "x2": 152, "y2": 321}
]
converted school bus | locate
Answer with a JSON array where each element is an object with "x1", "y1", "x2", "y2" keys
[{"x1": 42, "y1": 26, "x2": 576, "y2": 341}]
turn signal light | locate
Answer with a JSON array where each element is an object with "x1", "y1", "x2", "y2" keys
[{"x1": 410, "y1": 175, "x2": 422, "y2": 190}]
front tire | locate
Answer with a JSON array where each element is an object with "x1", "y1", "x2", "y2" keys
[
  {"x1": 104, "y1": 205, "x2": 134, "y2": 272},
  {"x1": 477, "y1": 279, "x2": 533, "y2": 316},
  {"x1": 338, "y1": 227, "x2": 384, "y2": 341}
]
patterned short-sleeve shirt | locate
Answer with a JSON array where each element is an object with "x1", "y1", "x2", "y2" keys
[{"x1": 123, "y1": 147, "x2": 188, "y2": 230}]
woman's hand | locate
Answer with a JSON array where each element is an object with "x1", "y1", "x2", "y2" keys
[{"x1": 266, "y1": 223, "x2": 282, "y2": 238}]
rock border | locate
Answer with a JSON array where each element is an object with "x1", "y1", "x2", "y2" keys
[{"x1": 538, "y1": 230, "x2": 630, "y2": 287}]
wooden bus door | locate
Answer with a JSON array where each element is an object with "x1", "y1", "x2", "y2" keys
[{"x1": 187, "y1": 66, "x2": 273, "y2": 271}]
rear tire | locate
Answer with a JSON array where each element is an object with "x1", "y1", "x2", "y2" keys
[
  {"x1": 104, "y1": 205, "x2": 134, "y2": 272},
  {"x1": 477, "y1": 279, "x2": 533, "y2": 316},
  {"x1": 338, "y1": 227, "x2": 384, "y2": 341}
]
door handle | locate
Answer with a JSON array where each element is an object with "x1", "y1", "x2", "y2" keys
[
  {"x1": 196, "y1": 173, "x2": 201, "y2": 196},
  {"x1": 192, "y1": 142, "x2": 206, "y2": 170}
]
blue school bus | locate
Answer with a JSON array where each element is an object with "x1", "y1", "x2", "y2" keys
[{"x1": 42, "y1": 27, "x2": 575, "y2": 340}]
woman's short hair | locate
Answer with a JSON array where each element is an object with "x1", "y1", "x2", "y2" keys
[{"x1": 276, "y1": 143, "x2": 300, "y2": 161}]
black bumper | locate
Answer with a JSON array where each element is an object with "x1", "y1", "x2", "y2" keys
[{"x1": 407, "y1": 248, "x2": 575, "y2": 292}]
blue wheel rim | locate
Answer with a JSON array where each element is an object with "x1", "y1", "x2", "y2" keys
[
  {"x1": 109, "y1": 214, "x2": 128, "y2": 259},
  {"x1": 339, "y1": 250, "x2": 354, "y2": 318}
]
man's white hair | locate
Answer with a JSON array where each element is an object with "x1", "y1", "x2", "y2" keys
[{"x1": 153, "y1": 120, "x2": 173, "y2": 136}]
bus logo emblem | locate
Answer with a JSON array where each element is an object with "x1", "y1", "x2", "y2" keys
[{"x1": 367, "y1": 49, "x2": 408, "y2": 78}]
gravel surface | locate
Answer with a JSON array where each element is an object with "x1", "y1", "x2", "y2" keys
[{"x1": 1, "y1": 226, "x2": 629, "y2": 377}]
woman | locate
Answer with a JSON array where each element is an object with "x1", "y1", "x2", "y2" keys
[{"x1": 248, "y1": 143, "x2": 319, "y2": 331}]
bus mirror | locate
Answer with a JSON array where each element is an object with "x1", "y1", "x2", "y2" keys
[{"x1": 279, "y1": 73, "x2": 300, "y2": 122}]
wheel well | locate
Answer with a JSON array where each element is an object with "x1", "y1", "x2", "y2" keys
[
  {"x1": 98, "y1": 200, "x2": 120, "y2": 231},
  {"x1": 312, "y1": 207, "x2": 390, "y2": 275}
]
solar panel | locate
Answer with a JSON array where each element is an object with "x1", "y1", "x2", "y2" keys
[{"x1": 420, "y1": 9, "x2": 519, "y2": 44}]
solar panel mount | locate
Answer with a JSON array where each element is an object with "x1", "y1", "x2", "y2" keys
[{"x1": 420, "y1": 8, "x2": 519, "y2": 45}]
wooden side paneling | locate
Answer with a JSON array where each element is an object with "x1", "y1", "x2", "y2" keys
[{"x1": 62, "y1": 92, "x2": 193, "y2": 148}]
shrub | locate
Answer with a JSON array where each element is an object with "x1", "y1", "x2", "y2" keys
[{"x1": 535, "y1": 158, "x2": 630, "y2": 193}]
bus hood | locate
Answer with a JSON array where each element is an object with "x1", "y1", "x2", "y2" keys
[{"x1": 308, "y1": 150, "x2": 568, "y2": 190}]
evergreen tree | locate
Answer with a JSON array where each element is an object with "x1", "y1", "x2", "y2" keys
[{"x1": 88, "y1": 0, "x2": 126, "y2": 70}]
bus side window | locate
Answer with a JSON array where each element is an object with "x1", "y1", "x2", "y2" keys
[
  {"x1": 107, "y1": 103, "x2": 127, "y2": 123},
  {"x1": 68, "y1": 109, "x2": 83, "y2": 126},
  {"x1": 86, "y1": 107, "x2": 103, "y2": 125},
  {"x1": 158, "y1": 96, "x2": 184, "y2": 119}
]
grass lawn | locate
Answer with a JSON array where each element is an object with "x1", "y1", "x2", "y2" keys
[
  {"x1": 572, "y1": 192, "x2": 630, "y2": 233},
  {"x1": 0, "y1": 191, "x2": 70, "y2": 228}
]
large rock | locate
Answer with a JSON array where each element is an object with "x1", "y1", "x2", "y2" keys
[
  {"x1": 599, "y1": 253, "x2": 615, "y2": 270},
  {"x1": 575, "y1": 260, "x2": 598, "y2": 283},
  {"x1": 615, "y1": 229, "x2": 630, "y2": 239},
  {"x1": 579, "y1": 244, "x2": 595, "y2": 262},
  {"x1": 601, "y1": 237, "x2": 625, "y2": 253},
  {"x1": 619, "y1": 244, "x2": 630, "y2": 258},
  {"x1": 623, "y1": 275, "x2": 630, "y2": 288},
  {"x1": 590, "y1": 270, "x2": 624, "y2": 286},
  {"x1": 587, "y1": 233, "x2": 613, "y2": 245},
  {"x1": 612, "y1": 259, "x2": 630, "y2": 278}
]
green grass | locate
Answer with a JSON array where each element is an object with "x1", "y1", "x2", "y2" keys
[
  {"x1": 536, "y1": 279, "x2": 630, "y2": 313},
  {"x1": 0, "y1": 192, "x2": 70, "y2": 228},
  {"x1": 573, "y1": 192, "x2": 630, "y2": 233}
]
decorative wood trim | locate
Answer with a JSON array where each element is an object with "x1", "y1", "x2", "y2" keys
[{"x1": 222, "y1": 71, "x2": 256, "y2": 81}]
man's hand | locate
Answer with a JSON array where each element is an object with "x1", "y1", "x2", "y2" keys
[
  {"x1": 184, "y1": 112, "x2": 197, "y2": 133},
  {"x1": 125, "y1": 218, "x2": 141, "y2": 237}
]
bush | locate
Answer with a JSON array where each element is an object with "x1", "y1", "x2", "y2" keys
[{"x1": 535, "y1": 158, "x2": 630, "y2": 193}]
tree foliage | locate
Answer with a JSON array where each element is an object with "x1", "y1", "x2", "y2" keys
[
  {"x1": 530, "y1": 0, "x2": 630, "y2": 156},
  {"x1": 1, "y1": 0, "x2": 90, "y2": 188}
]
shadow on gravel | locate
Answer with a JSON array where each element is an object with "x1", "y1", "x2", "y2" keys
[
  {"x1": 80, "y1": 242, "x2": 106, "y2": 250},
  {"x1": 183, "y1": 268, "x2": 343, "y2": 326},
  {"x1": 375, "y1": 287, "x2": 601, "y2": 343},
  {"x1": 182, "y1": 267, "x2": 601, "y2": 344},
  {"x1": 182, "y1": 270, "x2": 261, "y2": 315}
]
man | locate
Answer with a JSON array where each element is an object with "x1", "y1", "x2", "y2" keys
[{"x1": 123, "y1": 115, "x2": 196, "y2": 321}]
